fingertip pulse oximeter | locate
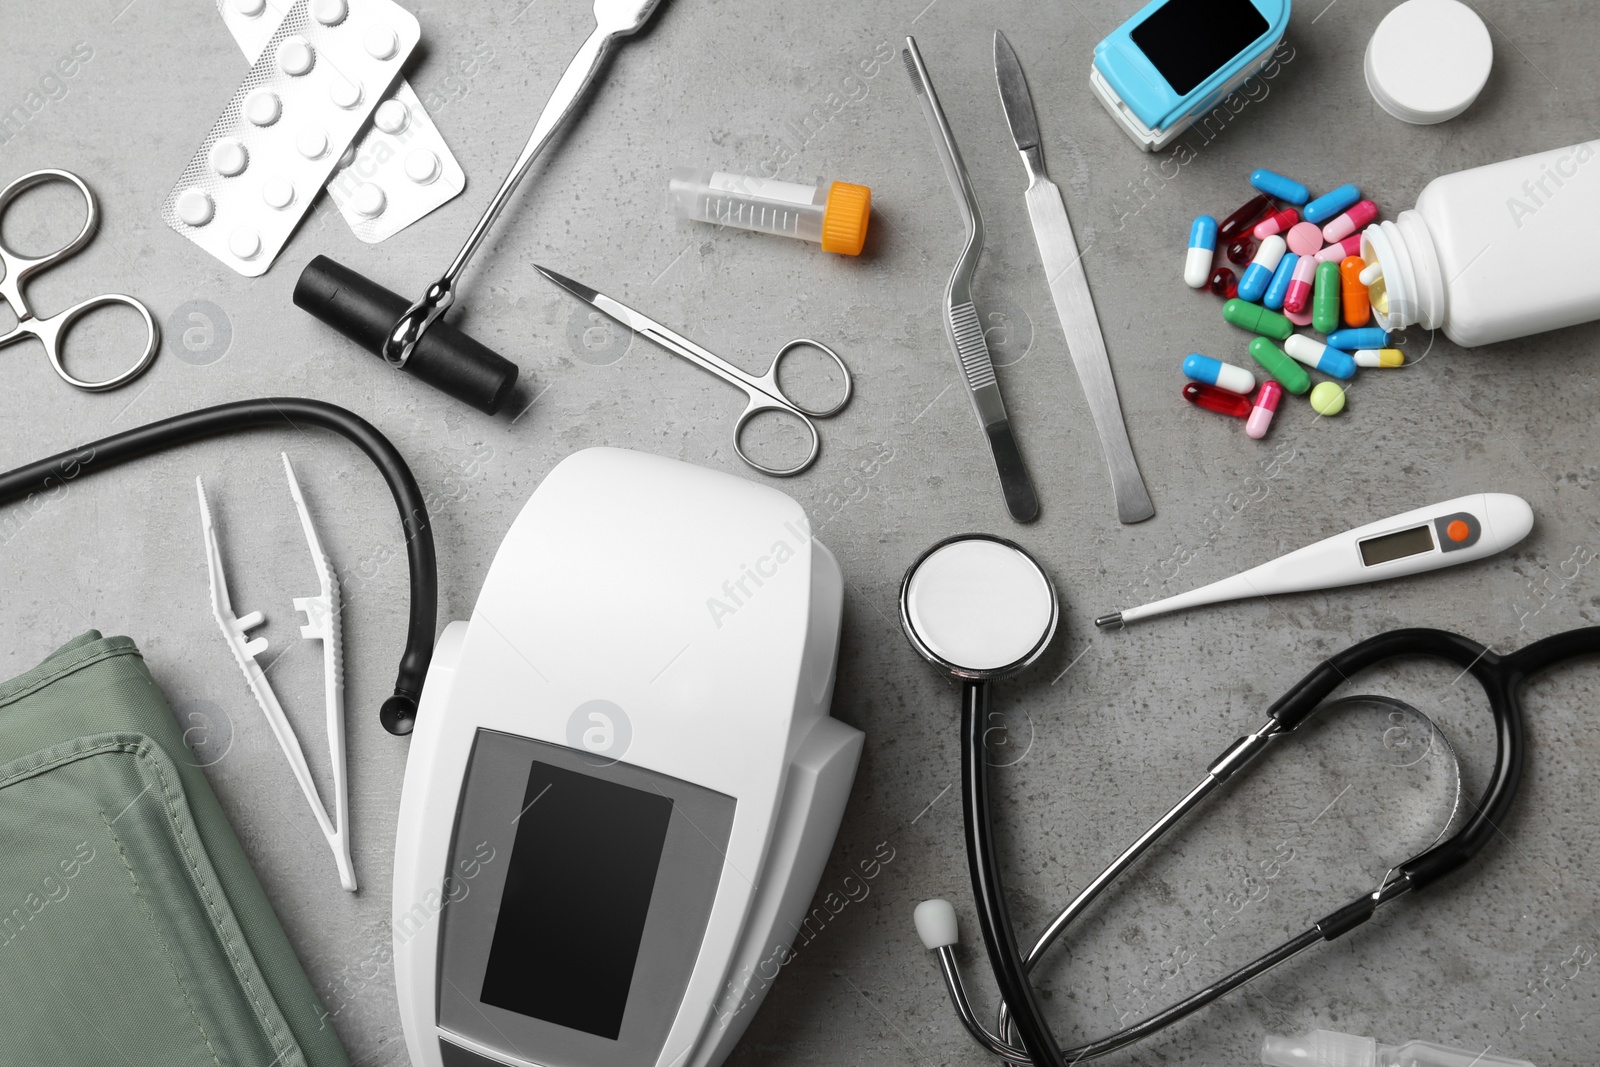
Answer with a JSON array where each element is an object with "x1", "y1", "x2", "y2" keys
[{"x1": 1092, "y1": 0, "x2": 1291, "y2": 151}]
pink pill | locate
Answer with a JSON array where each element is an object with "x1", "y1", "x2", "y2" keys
[
  {"x1": 1252, "y1": 207, "x2": 1299, "y2": 241},
  {"x1": 1281, "y1": 255, "x2": 1319, "y2": 315},
  {"x1": 1285, "y1": 305, "x2": 1314, "y2": 327},
  {"x1": 1316, "y1": 234, "x2": 1363, "y2": 263},
  {"x1": 1322, "y1": 199, "x2": 1379, "y2": 243},
  {"x1": 1247, "y1": 381, "x2": 1283, "y2": 440},
  {"x1": 1286, "y1": 221, "x2": 1324, "y2": 257}
]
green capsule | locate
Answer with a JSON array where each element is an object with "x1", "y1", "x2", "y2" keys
[
  {"x1": 1222, "y1": 298, "x2": 1293, "y2": 341},
  {"x1": 1248, "y1": 337, "x2": 1311, "y2": 395},
  {"x1": 1312, "y1": 260, "x2": 1342, "y2": 334}
]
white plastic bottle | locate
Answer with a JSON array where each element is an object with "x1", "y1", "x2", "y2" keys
[
  {"x1": 1261, "y1": 1028, "x2": 1536, "y2": 1067},
  {"x1": 1360, "y1": 140, "x2": 1600, "y2": 346}
]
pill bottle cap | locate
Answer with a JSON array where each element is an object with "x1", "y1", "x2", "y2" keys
[
  {"x1": 1364, "y1": 0, "x2": 1492, "y2": 125},
  {"x1": 821, "y1": 181, "x2": 871, "y2": 255}
]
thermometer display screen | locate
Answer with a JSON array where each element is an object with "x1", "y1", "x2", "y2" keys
[
  {"x1": 1130, "y1": 0, "x2": 1270, "y2": 95},
  {"x1": 1359, "y1": 524, "x2": 1437, "y2": 566}
]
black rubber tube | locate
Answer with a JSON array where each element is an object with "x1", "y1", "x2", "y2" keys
[
  {"x1": 962, "y1": 679, "x2": 1066, "y2": 1067},
  {"x1": 0, "y1": 398, "x2": 436, "y2": 735}
]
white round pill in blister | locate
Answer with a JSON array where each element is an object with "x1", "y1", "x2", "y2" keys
[
  {"x1": 233, "y1": 0, "x2": 266, "y2": 16},
  {"x1": 311, "y1": 0, "x2": 348, "y2": 25},
  {"x1": 176, "y1": 188, "x2": 215, "y2": 227},
  {"x1": 337, "y1": 144, "x2": 356, "y2": 169},
  {"x1": 374, "y1": 100, "x2": 409, "y2": 135},
  {"x1": 329, "y1": 76, "x2": 362, "y2": 110},
  {"x1": 278, "y1": 36, "x2": 315, "y2": 76},
  {"x1": 364, "y1": 25, "x2": 398, "y2": 60},
  {"x1": 297, "y1": 127, "x2": 330, "y2": 160},
  {"x1": 245, "y1": 89, "x2": 281, "y2": 126},
  {"x1": 262, "y1": 177, "x2": 296, "y2": 210},
  {"x1": 405, "y1": 149, "x2": 440, "y2": 185},
  {"x1": 351, "y1": 183, "x2": 387, "y2": 219},
  {"x1": 210, "y1": 139, "x2": 249, "y2": 177},
  {"x1": 229, "y1": 228, "x2": 262, "y2": 260}
]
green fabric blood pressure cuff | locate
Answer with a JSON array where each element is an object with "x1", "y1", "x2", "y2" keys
[{"x1": 0, "y1": 631, "x2": 350, "y2": 1067}]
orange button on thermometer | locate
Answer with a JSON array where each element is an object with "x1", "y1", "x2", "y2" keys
[{"x1": 669, "y1": 168, "x2": 872, "y2": 255}]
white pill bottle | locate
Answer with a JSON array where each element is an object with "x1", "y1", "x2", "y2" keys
[{"x1": 1361, "y1": 140, "x2": 1600, "y2": 346}]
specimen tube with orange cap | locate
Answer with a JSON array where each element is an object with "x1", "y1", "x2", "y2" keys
[{"x1": 668, "y1": 167, "x2": 871, "y2": 255}]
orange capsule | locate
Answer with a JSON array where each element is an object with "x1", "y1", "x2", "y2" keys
[{"x1": 1340, "y1": 255, "x2": 1371, "y2": 328}]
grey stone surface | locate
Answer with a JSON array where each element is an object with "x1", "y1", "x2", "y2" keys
[{"x1": 3, "y1": 0, "x2": 1599, "y2": 1065}]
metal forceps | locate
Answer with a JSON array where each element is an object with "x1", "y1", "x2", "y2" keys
[
  {"x1": 536, "y1": 265, "x2": 852, "y2": 477},
  {"x1": 0, "y1": 169, "x2": 158, "y2": 391}
]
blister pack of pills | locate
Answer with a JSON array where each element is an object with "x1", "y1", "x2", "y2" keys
[
  {"x1": 215, "y1": 0, "x2": 464, "y2": 243},
  {"x1": 162, "y1": 0, "x2": 419, "y2": 275}
]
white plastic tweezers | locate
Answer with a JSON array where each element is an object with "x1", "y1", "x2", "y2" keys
[{"x1": 197, "y1": 454, "x2": 356, "y2": 891}]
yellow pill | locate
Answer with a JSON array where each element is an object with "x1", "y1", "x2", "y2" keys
[
  {"x1": 1310, "y1": 381, "x2": 1346, "y2": 416},
  {"x1": 1355, "y1": 348, "x2": 1405, "y2": 368}
]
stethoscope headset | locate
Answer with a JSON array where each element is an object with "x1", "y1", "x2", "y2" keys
[{"x1": 898, "y1": 533, "x2": 1600, "y2": 1066}]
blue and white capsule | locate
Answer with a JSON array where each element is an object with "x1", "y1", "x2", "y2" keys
[
  {"x1": 1249, "y1": 168, "x2": 1310, "y2": 205},
  {"x1": 1235, "y1": 235, "x2": 1287, "y2": 303},
  {"x1": 1183, "y1": 353, "x2": 1257, "y2": 395},
  {"x1": 1262, "y1": 251, "x2": 1299, "y2": 311},
  {"x1": 1327, "y1": 326, "x2": 1390, "y2": 351},
  {"x1": 1303, "y1": 183, "x2": 1362, "y2": 224},
  {"x1": 1284, "y1": 335, "x2": 1358, "y2": 380},
  {"x1": 1185, "y1": 215, "x2": 1218, "y2": 289}
]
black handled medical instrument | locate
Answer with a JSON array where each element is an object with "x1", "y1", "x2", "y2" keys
[{"x1": 0, "y1": 398, "x2": 437, "y2": 736}]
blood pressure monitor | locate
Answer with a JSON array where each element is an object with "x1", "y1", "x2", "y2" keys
[
  {"x1": 1092, "y1": 0, "x2": 1291, "y2": 151},
  {"x1": 393, "y1": 448, "x2": 863, "y2": 1067}
]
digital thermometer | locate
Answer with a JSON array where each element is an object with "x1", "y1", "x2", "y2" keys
[
  {"x1": 1097, "y1": 493, "x2": 1534, "y2": 627},
  {"x1": 1091, "y1": 0, "x2": 1291, "y2": 151},
  {"x1": 393, "y1": 448, "x2": 863, "y2": 1067}
]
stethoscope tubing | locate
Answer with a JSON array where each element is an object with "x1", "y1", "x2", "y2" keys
[{"x1": 962, "y1": 625, "x2": 1600, "y2": 1063}]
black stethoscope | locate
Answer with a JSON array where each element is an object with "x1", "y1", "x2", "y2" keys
[{"x1": 899, "y1": 533, "x2": 1600, "y2": 1066}]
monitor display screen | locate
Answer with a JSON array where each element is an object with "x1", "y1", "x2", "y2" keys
[
  {"x1": 1359, "y1": 525, "x2": 1436, "y2": 567},
  {"x1": 1130, "y1": 0, "x2": 1270, "y2": 96}
]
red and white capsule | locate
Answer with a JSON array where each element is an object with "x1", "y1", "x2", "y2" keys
[
  {"x1": 1247, "y1": 381, "x2": 1283, "y2": 439},
  {"x1": 1252, "y1": 207, "x2": 1300, "y2": 241},
  {"x1": 1321, "y1": 199, "x2": 1379, "y2": 243}
]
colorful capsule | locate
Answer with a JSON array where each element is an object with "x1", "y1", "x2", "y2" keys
[
  {"x1": 1284, "y1": 334, "x2": 1357, "y2": 379},
  {"x1": 1282, "y1": 255, "x2": 1318, "y2": 315},
  {"x1": 1223, "y1": 298, "x2": 1294, "y2": 341},
  {"x1": 1340, "y1": 256, "x2": 1371, "y2": 328},
  {"x1": 1355, "y1": 348, "x2": 1405, "y2": 368},
  {"x1": 1208, "y1": 266, "x2": 1239, "y2": 300},
  {"x1": 1248, "y1": 337, "x2": 1312, "y2": 395},
  {"x1": 1253, "y1": 207, "x2": 1300, "y2": 241},
  {"x1": 1184, "y1": 381, "x2": 1253, "y2": 419},
  {"x1": 1185, "y1": 215, "x2": 1218, "y2": 288},
  {"x1": 1327, "y1": 327, "x2": 1390, "y2": 350},
  {"x1": 1237, "y1": 235, "x2": 1287, "y2": 303},
  {"x1": 1303, "y1": 183, "x2": 1361, "y2": 224},
  {"x1": 1316, "y1": 234, "x2": 1364, "y2": 262},
  {"x1": 1247, "y1": 381, "x2": 1284, "y2": 440},
  {"x1": 1286, "y1": 220, "x2": 1324, "y2": 257},
  {"x1": 1263, "y1": 251, "x2": 1299, "y2": 311},
  {"x1": 1218, "y1": 193, "x2": 1274, "y2": 241},
  {"x1": 1250, "y1": 168, "x2": 1311, "y2": 205},
  {"x1": 1285, "y1": 305, "x2": 1314, "y2": 327},
  {"x1": 1359, "y1": 261, "x2": 1384, "y2": 286},
  {"x1": 1227, "y1": 236, "x2": 1256, "y2": 266},
  {"x1": 1312, "y1": 260, "x2": 1342, "y2": 334},
  {"x1": 1322, "y1": 199, "x2": 1379, "y2": 243},
  {"x1": 1183, "y1": 353, "x2": 1257, "y2": 394}
]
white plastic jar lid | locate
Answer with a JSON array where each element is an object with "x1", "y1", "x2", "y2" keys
[{"x1": 1365, "y1": 0, "x2": 1492, "y2": 125}]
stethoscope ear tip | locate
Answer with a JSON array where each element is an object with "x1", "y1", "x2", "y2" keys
[{"x1": 914, "y1": 899, "x2": 960, "y2": 949}]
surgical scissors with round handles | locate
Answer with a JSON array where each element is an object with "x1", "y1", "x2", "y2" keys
[
  {"x1": 535, "y1": 264, "x2": 853, "y2": 477},
  {"x1": 0, "y1": 169, "x2": 158, "y2": 392}
]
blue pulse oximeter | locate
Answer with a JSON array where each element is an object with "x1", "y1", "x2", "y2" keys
[{"x1": 1091, "y1": 0, "x2": 1291, "y2": 151}]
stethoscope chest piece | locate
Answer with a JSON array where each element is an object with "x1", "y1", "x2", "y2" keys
[{"x1": 901, "y1": 534, "x2": 1058, "y2": 681}]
